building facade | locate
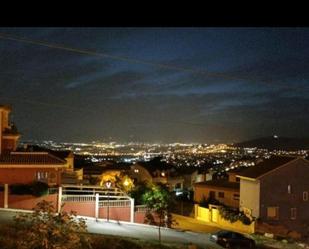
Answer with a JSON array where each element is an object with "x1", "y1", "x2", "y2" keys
[{"x1": 238, "y1": 156, "x2": 309, "y2": 235}]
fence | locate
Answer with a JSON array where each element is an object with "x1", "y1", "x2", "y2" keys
[
  {"x1": 99, "y1": 200, "x2": 131, "y2": 207},
  {"x1": 0, "y1": 185, "x2": 155, "y2": 225},
  {"x1": 62, "y1": 195, "x2": 96, "y2": 202},
  {"x1": 195, "y1": 204, "x2": 255, "y2": 234}
]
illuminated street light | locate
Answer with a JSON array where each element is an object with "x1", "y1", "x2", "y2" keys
[{"x1": 106, "y1": 180, "x2": 112, "y2": 222}]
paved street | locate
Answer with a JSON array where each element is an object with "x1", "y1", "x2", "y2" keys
[{"x1": 0, "y1": 209, "x2": 222, "y2": 248}]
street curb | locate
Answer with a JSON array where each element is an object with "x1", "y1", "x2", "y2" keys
[{"x1": 80, "y1": 215, "x2": 174, "y2": 231}]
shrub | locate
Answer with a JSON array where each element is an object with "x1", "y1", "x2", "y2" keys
[
  {"x1": 219, "y1": 206, "x2": 253, "y2": 225},
  {"x1": 10, "y1": 181, "x2": 49, "y2": 196}
]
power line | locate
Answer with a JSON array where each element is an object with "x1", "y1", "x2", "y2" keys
[
  {"x1": 0, "y1": 32, "x2": 250, "y2": 83},
  {"x1": 0, "y1": 32, "x2": 303, "y2": 91},
  {"x1": 1, "y1": 32, "x2": 306, "y2": 92}
]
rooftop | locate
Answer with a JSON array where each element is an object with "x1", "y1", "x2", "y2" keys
[
  {"x1": 194, "y1": 179, "x2": 240, "y2": 190},
  {"x1": 0, "y1": 152, "x2": 66, "y2": 165},
  {"x1": 236, "y1": 156, "x2": 297, "y2": 179},
  {"x1": 0, "y1": 105, "x2": 11, "y2": 111}
]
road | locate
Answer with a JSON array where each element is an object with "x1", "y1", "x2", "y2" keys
[{"x1": 0, "y1": 209, "x2": 222, "y2": 248}]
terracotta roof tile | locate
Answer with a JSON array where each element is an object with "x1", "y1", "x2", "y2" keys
[{"x1": 0, "y1": 152, "x2": 66, "y2": 165}]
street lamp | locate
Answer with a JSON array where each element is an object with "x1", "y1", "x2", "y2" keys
[{"x1": 105, "y1": 180, "x2": 112, "y2": 222}]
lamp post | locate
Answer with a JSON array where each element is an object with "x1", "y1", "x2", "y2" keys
[{"x1": 105, "y1": 180, "x2": 112, "y2": 222}]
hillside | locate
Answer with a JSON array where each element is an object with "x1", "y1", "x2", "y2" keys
[{"x1": 234, "y1": 136, "x2": 309, "y2": 151}]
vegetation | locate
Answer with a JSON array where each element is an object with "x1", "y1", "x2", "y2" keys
[
  {"x1": 0, "y1": 200, "x2": 90, "y2": 249},
  {"x1": 128, "y1": 181, "x2": 152, "y2": 205},
  {"x1": 142, "y1": 183, "x2": 176, "y2": 243},
  {"x1": 90, "y1": 234, "x2": 189, "y2": 249},
  {"x1": 9, "y1": 181, "x2": 49, "y2": 196},
  {"x1": 218, "y1": 206, "x2": 252, "y2": 225}
]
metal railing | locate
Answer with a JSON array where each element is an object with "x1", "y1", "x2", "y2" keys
[
  {"x1": 62, "y1": 195, "x2": 96, "y2": 202},
  {"x1": 99, "y1": 200, "x2": 131, "y2": 207}
]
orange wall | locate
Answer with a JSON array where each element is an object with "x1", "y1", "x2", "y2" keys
[
  {"x1": 0, "y1": 168, "x2": 61, "y2": 185},
  {"x1": 99, "y1": 206, "x2": 131, "y2": 222},
  {"x1": 8, "y1": 194, "x2": 58, "y2": 210},
  {"x1": 62, "y1": 201, "x2": 96, "y2": 217}
]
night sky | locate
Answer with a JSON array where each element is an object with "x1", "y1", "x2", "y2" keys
[{"x1": 0, "y1": 28, "x2": 308, "y2": 143}]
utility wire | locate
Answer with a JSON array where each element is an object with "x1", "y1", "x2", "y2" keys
[{"x1": 0, "y1": 32, "x2": 251, "y2": 83}]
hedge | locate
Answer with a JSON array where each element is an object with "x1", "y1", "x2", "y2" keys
[{"x1": 9, "y1": 181, "x2": 49, "y2": 197}]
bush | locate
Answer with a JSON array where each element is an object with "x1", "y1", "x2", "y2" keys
[
  {"x1": 10, "y1": 181, "x2": 49, "y2": 196},
  {"x1": 219, "y1": 206, "x2": 253, "y2": 225}
]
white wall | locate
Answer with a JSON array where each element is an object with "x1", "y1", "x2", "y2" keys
[{"x1": 240, "y1": 178, "x2": 260, "y2": 218}]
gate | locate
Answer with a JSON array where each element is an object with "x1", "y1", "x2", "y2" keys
[{"x1": 60, "y1": 184, "x2": 134, "y2": 222}]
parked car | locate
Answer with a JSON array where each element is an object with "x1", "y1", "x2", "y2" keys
[{"x1": 210, "y1": 230, "x2": 256, "y2": 248}]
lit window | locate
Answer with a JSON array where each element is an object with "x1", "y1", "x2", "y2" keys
[
  {"x1": 288, "y1": 185, "x2": 291, "y2": 194},
  {"x1": 218, "y1": 192, "x2": 224, "y2": 198},
  {"x1": 233, "y1": 194, "x2": 240, "y2": 200},
  {"x1": 134, "y1": 169, "x2": 139, "y2": 173},
  {"x1": 290, "y1": 208, "x2": 297, "y2": 220},
  {"x1": 161, "y1": 172, "x2": 165, "y2": 177},
  {"x1": 267, "y1": 207, "x2": 279, "y2": 220},
  {"x1": 303, "y1": 191, "x2": 308, "y2": 201}
]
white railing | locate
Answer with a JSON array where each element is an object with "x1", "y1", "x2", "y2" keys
[
  {"x1": 62, "y1": 195, "x2": 95, "y2": 202},
  {"x1": 99, "y1": 200, "x2": 131, "y2": 207}
]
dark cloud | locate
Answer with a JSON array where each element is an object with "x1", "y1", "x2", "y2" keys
[{"x1": 0, "y1": 28, "x2": 309, "y2": 143}]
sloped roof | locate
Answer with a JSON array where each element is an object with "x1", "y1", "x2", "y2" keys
[
  {"x1": 0, "y1": 105, "x2": 11, "y2": 111},
  {"x1": 236, "y1": 156, "x2": 297, "y2": 179},
  {"x1": 0, "y1": 152, "x2": 66, "y2": 165},
  {"x1": 194, "y1": 179, "x2": 240, "y2": 190}
]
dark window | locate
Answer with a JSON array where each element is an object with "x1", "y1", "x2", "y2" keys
[
  {"x1": 233, "y1": 194, "x2": 240, "y2": 200},
  {"x1": 218, "y1": 192, "x2": 224, "y2": 198},
  {"x1": 291, "y1": 208, "x2": 297, "y2": 220},
  {"x1": 209, "y1": 191, "x2": 215, "y2": 199}
]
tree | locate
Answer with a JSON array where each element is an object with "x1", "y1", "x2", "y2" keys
[
  {"x1": 142, "y1": 184, "x2": 175, "y2": 243},
  {"x1": 11, "y1": 200, "x2": 91, "y2": 249},
  {"x1": 128, "y1": 181, "x2": 151, "y2": 205}
]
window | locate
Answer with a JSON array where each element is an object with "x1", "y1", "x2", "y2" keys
[
  {"x1": 303, "y1": 191, "x2": 308, "y2": 201},
  {"x1": 267, "y1": 207, "x2": 279, "y2": 220},
  {"x1": 209, "y1": 191, "x2": 215, "y2": 199},
  {"x1": 233, "y1": 194, "x2": 240, "y2": 200},
  {"x1": 36, "y1": 171, "x2": 48, "y2": 181},
  {"x1": 288, "y1": 185, "x2": 291, "y2": 194},
  {"x1": 290, "y1": 208, "x2": 297, "y2": 220},
  {"x1": 218, "y1": 192, "x2": 224, "y2": 198}
]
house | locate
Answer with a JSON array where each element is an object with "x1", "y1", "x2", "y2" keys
[
  {"x1": 194, "y1": 170, "x2": 241, "y2": 208},
  {"x1": 0, "y1": 105, "x2": 20, "y2": 153},
  {"x1": 0, "y1": 152, "x2": 66, "y2": 185},
  {"x1": 237, "y1": 156, "x2": 309, "y2": 236},
  {"x1": 19, "y1": 145, "x2": 83, "y2": 184},
  {"x1": 0, "y1": 105, "x2": 67, "y2": 186}
]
